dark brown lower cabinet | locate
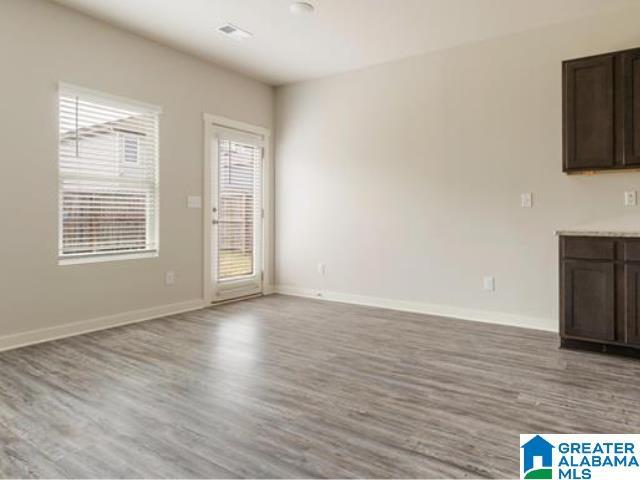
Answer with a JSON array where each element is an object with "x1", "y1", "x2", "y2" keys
[
  {"x1": 560, "y1": 235, "x2": 640, "y2": 356},
  {"x1": 563, "y1": 259, "x2": 615, "y2": 341},
  {"x1": 625, "y1": 263, "x2": 640, "y2": 345}
]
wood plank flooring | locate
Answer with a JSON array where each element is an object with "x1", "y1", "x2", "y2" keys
[{"x1": 1, "y1": 294, "x2": 640, "y2": 478}]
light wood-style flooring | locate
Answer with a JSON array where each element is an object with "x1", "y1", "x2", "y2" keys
[{"x1": 1, "y1": 294, "x2": 639, "y2": 478}]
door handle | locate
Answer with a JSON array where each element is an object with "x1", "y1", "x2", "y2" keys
[{"x1": 212, "y1": 219, "x2": 219, "y2": 225}]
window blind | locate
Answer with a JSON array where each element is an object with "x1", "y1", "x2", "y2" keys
[
  {"x1": 217, "y1": 138, "x2": 262, "y2": 280},
  {"x1": 58, "y1": 84, "x2": 160, "y2": 260}
]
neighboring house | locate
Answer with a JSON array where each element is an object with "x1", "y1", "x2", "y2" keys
[{"x1": 60, "y1": 117, "x2": 150, "y2": 178}]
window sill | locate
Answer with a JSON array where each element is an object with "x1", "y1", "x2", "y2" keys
[{"x1": 58, "y1": 250, "x2": 158, "y2": 266}]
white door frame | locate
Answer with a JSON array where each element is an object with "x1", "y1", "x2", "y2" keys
[{"x1": 202, "y1": 113, "x2": 272, "y2": 304}]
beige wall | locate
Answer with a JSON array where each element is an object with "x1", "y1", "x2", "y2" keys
[
  {"x1": 275, "y1": 5, "x2": 640, "y2": 331},
  {"x1": 0, "y1": 0, "x2": 273, "y2": 338}
]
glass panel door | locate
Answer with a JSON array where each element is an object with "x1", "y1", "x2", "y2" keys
[{"x1": 211, "y1": 129, "x2": 263, "y2": 300}]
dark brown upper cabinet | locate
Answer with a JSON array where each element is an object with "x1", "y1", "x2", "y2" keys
[
  {"x1": 563, "y1": 47, "x2": 640, "y2": 173},
  {"x1": 624, "y1": 50, "x2": 640, "y2": 166},
  {"x1": 563, "y1": 54, "x2": 616, "y2": 170}
]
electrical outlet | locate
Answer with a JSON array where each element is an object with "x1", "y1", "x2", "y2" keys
[
  {"x1": 165, "y1": 270, "x2": 175, "y2": 286},
  {"x1": 483, "y1": 276, "x2": 495, "y2": 291},
  {"x1": 625, "y1": 191, "x2": 637, "y2": 207},
  {"x1": 317, "y1": 262, "x2": 326, "y2": 276},
  {"x1": 521, "y1": 192, "x2": 533, "y2": 208}
]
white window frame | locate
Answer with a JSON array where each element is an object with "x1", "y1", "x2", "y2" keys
[{"x1": 57, "y1": 83, "x2": 162, "y2": 266}]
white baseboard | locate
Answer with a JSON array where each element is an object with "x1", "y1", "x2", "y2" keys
[
  {"x1": 0, "y1": 299, "x2": 207, "y2": 353},
  {"x1": 275, "y1": 285, "x2": 556, "y2": 332},
  {"x1": 0, "y1": 287, "x2": 554, "y2": 353}
]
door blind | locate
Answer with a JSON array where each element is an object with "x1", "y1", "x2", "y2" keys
[
  {"x1": 58, "y1": 84, "x2": 160, "y2": 259},
  {"x1": 217, "y1": 138, "x2": 262, "y2": 280}
]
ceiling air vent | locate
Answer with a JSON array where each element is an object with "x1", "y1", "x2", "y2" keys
[{"x1": 217, "y1": 23, "x2": 253, "y2": 40}]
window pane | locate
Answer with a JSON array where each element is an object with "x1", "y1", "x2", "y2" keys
[
  {"x1": 217, "y1": 140, "x2": 260, "y2": 280},
  {"x1": 58, "y1": 86, "x2": 159, "y2": 259}
]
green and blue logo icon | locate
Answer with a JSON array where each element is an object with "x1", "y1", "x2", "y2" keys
[{"x1": 521, "y1": 435, "x2": 554, "y2": 479}]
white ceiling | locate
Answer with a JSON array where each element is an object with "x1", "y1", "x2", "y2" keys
[{"x1": 52, "y1": 0, "x2": 638, "y2": 86}]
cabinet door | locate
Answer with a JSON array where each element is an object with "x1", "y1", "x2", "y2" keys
[
  {"x1": 625, "y1": 263, "x2": 640, "y2": 345},
  {"x1": 562, "y1": 260, "x2": 615, "y2": 341},
  {"x1": 563, "y1": 54, "x2": 616, "y2": 170},
  {"x1": 623, "y1": 50, "x2": 640, "y2": 166}
]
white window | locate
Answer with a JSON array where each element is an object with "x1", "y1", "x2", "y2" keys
[
  {"x1": 118, "y1": 131, "x2": 140, "y2": 165},
  {"x1": 58, "y1": 84, "x2": 160, "y2": 264}
]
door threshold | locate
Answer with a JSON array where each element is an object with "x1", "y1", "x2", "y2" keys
[{"x1": 210, "y1": 292, "x2": 263, "y2": 306}]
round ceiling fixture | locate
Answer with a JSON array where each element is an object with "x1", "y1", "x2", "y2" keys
[{"x1": 289, "y1": 1, "x2": 315, "y2": 15}]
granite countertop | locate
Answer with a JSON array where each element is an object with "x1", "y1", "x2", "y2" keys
[{"x1": 556, "y1": 215, "x2": 640, "y2": 237}]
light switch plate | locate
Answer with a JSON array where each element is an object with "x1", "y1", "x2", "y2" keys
[
  {"x1": 187, "y1": 196, "x2": 202, "y2": 209},
  {"x1": 483, "y1": 276, "x2": 495, "y2": 291},
  {"x1": 625, "y1": 191, "x2": 637, "y2": 207},
  {"x1": 521, "y1": 192, "x2": 533, "y2": 208}
]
